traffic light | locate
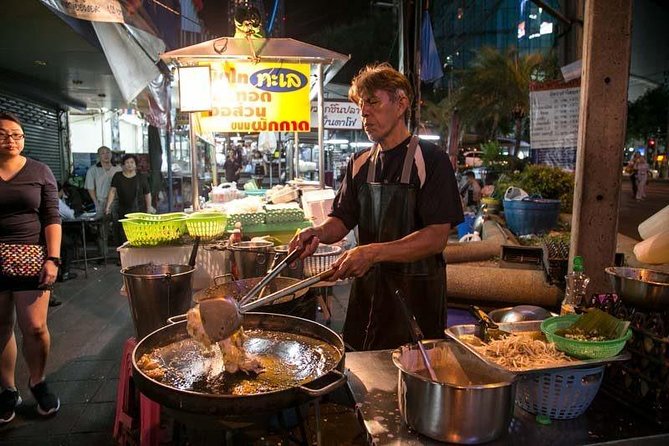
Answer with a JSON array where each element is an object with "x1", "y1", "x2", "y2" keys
[{"x1": 648, "y1": 138, "x2": 656, "y2": 150}]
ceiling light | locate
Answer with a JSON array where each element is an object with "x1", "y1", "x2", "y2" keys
[{"x1": 418, "y1": 135, "x2": 440, "y2": 141}]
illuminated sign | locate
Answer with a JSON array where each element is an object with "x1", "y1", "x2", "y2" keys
[
  {"x1": 310, "y1": 101, "x2": 362, "y2": 130},
  {"x1": 196, "y1": 61, "x2": 311, "y2": 133}
]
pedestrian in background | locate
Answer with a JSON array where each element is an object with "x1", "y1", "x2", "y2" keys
[
  {"x1": 634, "y1": 153, "x2": 649, "y2": 201},
  {"x1": 0, "y1": 111, "x2": 61, "y2": 423},
  {"x1": 105, "y1": 154, "x2": 153, "y2": 244},
  {"x1": 626, "y1": 153, "x2": 639, "y2": 198},
  {"x1": 84, "y1": 146, "x2": 121, "y2": 257}
]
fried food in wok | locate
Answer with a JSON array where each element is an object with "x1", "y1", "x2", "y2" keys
[{"x1": 186, "y1": 305, "x2": 263, "y2": 375}]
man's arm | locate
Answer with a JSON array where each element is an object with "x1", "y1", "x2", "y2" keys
[
  {"x1": 329, "y1": 223, "x2": 450, "y2": 280},
  {"x1": 289, "y1": 216, "x2": 350, "y2": 258}
]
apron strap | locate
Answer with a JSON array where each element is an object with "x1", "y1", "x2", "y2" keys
[
  {"x1": 400, "y1": 136, "x2": 419, "y2": 184},
  {"x1": 366, "y1": 135, "x2": 419, "y2": 184}
]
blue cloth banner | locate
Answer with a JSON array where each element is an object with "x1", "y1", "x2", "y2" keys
[{"x1": 420, "y1": 11, "x2": 443, "y2": 83}]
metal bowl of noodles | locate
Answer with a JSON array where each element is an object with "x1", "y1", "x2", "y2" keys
[
  {"x1": 488, "y1": 305, "x2": 553, "y2": 323},
  {"x1": 605, "y1": 267, "x2": 669, "y2": 311}
]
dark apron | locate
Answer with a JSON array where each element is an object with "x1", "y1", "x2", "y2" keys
[{"x1": 342, "y1": 136, "x2": 446, "y2": 351}]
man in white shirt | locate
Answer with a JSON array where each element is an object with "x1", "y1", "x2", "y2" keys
[
  {"x1": 84, "y1": 146, "x2": 121, "y2": 258},
  {"x1": 56, "y1": 185, "x2": 77, "y2": 284}
]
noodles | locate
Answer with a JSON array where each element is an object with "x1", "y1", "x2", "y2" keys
[{"x1": 465, "y1": 333, "x2": 577, "y2": 371}]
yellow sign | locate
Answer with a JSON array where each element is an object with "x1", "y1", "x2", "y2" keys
[{"x1": 196, "y1": 61, "x2": 311, "y2": 133}]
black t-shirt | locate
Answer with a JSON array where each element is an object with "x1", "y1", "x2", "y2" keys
[
  {"x1": 331, "y1": 137, "x2": 464, "y2": 231},
  {"x1": 111, "y1": 172, "x2": 150, "y2": 213},
  {"x1": 0, "y1": 157, "x2": 61, "y2": 244}
]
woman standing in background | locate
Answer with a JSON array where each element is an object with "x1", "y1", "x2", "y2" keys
[
  {"x1": 0, "y1": 111, "x2": 61, "y2": 423},
  {"x1": 105, "y1": 154, "x2": 153, "y2": 244}
]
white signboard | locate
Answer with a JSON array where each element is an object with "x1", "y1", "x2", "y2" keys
[
  {"x1": 310, "y1": 101, "x2": 362, "y2": 130},
  {"x1": 529, "y1": 86, "x2": 580, "y2": 169}
]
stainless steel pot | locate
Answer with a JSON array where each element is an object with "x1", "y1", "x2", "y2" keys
[
  {"x1": 228, "y1": 240, "x2": 274, "y2": 279},
  {"x1": 606, "y1": 266, "x2": 669, "y2": 310},
  {"x1": 392, "y1": 340, "x2": 516, "y2": 444}
]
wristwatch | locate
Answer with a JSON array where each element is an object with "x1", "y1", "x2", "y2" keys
[{"x1": 45, "y1": 256, "x2": 61, "y2": 267}]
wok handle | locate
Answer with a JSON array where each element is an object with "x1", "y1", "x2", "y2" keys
[
  {"x1": 167, "y1": 314, "x2": 187, "y2": 324},
  {"x1": 297, "y1": 369, "x2": 347, "y2": 397}
]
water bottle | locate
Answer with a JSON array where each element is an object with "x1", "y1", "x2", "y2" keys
[{"x1": 560, "y1": 256, "x2": 590, "y2": 315}]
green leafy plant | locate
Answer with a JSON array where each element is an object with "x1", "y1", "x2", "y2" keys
[{"x1": 495, "y1": 164, "x2": 575, "y2": 212}]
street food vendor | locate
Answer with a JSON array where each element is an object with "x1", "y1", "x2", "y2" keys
[{"x1": 290, "y1": 63, "x2": 463, "y2": 350}]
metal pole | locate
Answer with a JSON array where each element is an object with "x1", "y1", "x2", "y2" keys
[
  {"x1": 398, "y1": 0, "x2": 404, "y2": 73},
  {"x1": 317, "y1": 63, "x2": 325, "y2": 189},
  {"x1": 188, "y1": 113, "x2": 200, "y2": 211},
  {"x1": 165, "y1": 81, "x2": 173, "y2": 212},
  {"x1": 294, "y1": 132, "x2": 300, "y2": 179}
]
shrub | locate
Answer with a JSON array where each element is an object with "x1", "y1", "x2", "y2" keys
[{"x1": 495, "y1": 164, "x2": 575, "y2": 213}]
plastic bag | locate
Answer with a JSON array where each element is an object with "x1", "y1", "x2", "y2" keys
[{"x1": 504, "y1": 187, "x2": 529, "y2": 201}]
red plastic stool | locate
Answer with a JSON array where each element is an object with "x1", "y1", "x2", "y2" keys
[{"x1": 113, "y1": 337, "x2": 161, "y2": 446}]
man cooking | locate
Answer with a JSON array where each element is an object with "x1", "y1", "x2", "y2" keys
[{"x1": 290, "y1": 62, "x2": 463, "y2": 351}]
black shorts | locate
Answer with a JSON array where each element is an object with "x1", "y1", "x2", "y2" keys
[{"x1": 0, "y1": 275, "x2": 45, "y2": 293}]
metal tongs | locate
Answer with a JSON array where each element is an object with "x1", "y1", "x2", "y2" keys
[
  {"x1": 394, "y1": 290, "x2": 438, "y2": 381},
  {"x1": 468, "y1": 305, "x2": 513, "y2": 343},
  {"x1": 198, "y1": 241, "x2": 336, "y2": 343}
]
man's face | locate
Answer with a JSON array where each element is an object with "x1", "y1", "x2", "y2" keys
[
  {"x1": 358, "y1": 90, "x2": 407, "y2": 143},
  {"x1": 99, "y1": 148, "x2": 112, "y2": 162},
  {"x1": 0, "y1": 119, "x2": 25, "y2": 157}
]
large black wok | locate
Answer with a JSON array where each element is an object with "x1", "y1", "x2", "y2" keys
[{"x1": 132, "y1": 312, "x2": 346, "y2": 416}]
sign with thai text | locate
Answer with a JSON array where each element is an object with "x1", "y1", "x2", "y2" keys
[
  {"x1": 310, "y1": 101, "x2": 362, "y2": 129},
  {"x1": 196, "y1": 61, "x2": 311, "y2": 133},
  {"x1": 530, "y1": 81, "x2": 581, "y2": 170},
  {"x1": 40, "y1": 0, "x2": 124, "y2": 23}
]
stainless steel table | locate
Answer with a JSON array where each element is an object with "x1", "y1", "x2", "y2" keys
[
  {"x1": 345, "y1": 347, "x2": 669, "y2": 445},
  {"x1": 62, "y1": 215, "x2": 106, "y2": 278}
]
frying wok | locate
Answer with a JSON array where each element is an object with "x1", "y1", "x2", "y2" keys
[{"x1": 132, "y1": 312, "x2": 346, "y2": 416}]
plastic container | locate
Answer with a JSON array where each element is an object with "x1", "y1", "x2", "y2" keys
[
  {"x1": 458, "y1": 231, "x2": 481, "y2": 243},
  {"x1": 541, "y1": 314, "x2": 633, "y2": 359},
  {"x1": 633, "y1": 230, "x2": 669, "y2": 264},
  {"x1": 457, "y1": 213, "x2": 476, "y2": 239},
  {"x1": 503, "y1": 198, "x2": 561, "y2": 236},
  {"x1": 515, "y1": 365, "x2": 605, "y2": 419},
  {"x1": 561, "y1": 256, "x2": 590, "y2": 315},
  {"x1": 304, "y1": 244, "x2": 343, "y2": 277},
  {"x1": 185, "y1": 213, "x2": 228, "y2": 240},
  {"x1": 120, "y1": 218, "x2": 187, "y2": 247},
  {"x1": 638, "y1": 204, "x2": 669, "y2": 240},
  {"x1": 124, "y1": 212, "x2": 187, "y2": 221}
]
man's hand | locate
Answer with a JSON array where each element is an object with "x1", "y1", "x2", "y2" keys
[
  {"x1": 329, "y1": 245, "x2": 376, "y2": 280},
  {"x1": 288, "y1": 228, "x2": 320, "y2": 259}
]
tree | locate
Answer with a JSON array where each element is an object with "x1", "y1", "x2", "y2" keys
[
  {"x1": 626, "y1": 86, "x2": 669, "y2": 147},
  {"x1": 453, "y1": 47, "x2": 551, "y2": 157}
]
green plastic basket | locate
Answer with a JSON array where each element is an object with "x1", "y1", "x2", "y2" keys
[
  {"x1": 124, "y1": 212, "x2": 187, "y2": 221},
  {"x1": 120, "y1": 218, "x2": 187, "y2": 246},
  {"x1": 185, "y1": 214, "x2": 228, "y2": 240},
  {"x1": 541, "y1": 314, "x2": 632, "y2": 359}
]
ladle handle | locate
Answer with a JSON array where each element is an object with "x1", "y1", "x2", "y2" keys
[
  {"x1": 238, "y1": 236, "x2": 314, "y2": 307},
  {"x1": 469, "y1": 305, "x2": 499, "y2": 329},
  {"x1": 394, "y1": 290, "x2": 425, "y2": 343},
  {"x1": 394, "y1": 290, "x2": 438, "y2": 382},
  {"x1": 240, "y1": 267, "x2": 336, "y2": 312},
  {"x1": 188, "y1": 236, "x2": 200, "y2": 268}
]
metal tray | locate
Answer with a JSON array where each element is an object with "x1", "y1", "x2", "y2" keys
[{"x1": 445, "y1": 320, "x2": 631, "y2": 376}]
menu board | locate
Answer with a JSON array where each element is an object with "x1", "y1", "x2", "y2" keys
[{"x1": 529, "y1": 83, "x2": 581, "y2": 170}]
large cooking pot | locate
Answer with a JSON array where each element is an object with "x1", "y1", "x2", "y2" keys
[
  {"x1": 132, "y1": 312, "x2": 346, "y2": 416},
  {"x1": 605, "y1": 266, "x2": 669, "y2": 310},
  {"x1": 392, "y1": 340, "x2": 516, "y2": 444}
]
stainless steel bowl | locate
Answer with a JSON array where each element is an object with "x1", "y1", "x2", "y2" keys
[
  {"x1": 489, "y1": 305, "x2": 553, "y2": 323},
  {"x1": 605, "y1": 267, "x2": 669, "y2": 311}
]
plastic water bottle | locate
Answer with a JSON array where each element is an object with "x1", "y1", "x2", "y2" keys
[{"x1": 560, "y1": 256, "x2": 590, "y2": 315}]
